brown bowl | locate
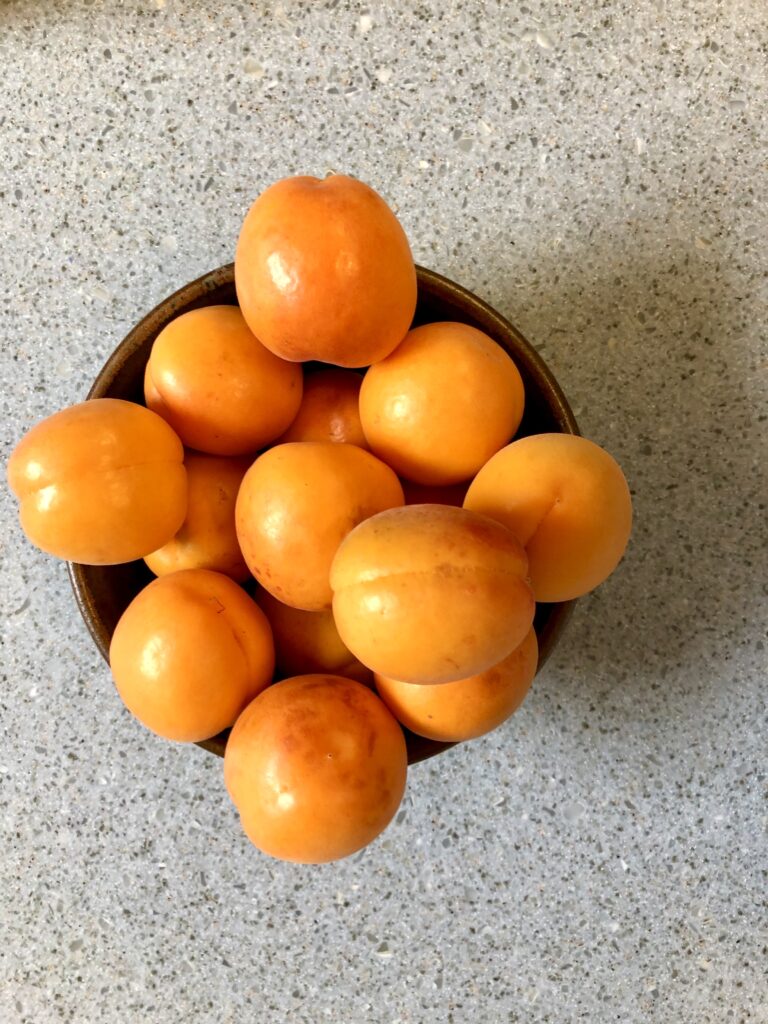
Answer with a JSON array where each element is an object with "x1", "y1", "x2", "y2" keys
[{"x1": 68, "y1": 263, "x2": 579, "y2": 765}]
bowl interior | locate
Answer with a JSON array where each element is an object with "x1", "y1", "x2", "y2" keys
[{"x1": 69, "y1": 263, "x2": 578, "y2": 765}]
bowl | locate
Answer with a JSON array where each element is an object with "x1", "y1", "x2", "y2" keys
[{"x1": 68, "y1": 263, "x2": 579, "y2": 764}]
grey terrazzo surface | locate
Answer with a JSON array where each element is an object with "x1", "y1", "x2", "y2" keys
[{"x1": 1, "y1": 1, "x2": 767, "y2": 1021}]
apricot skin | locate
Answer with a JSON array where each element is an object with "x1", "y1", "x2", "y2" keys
[
  {"x1": 359, "y1": 321, "x2": 525, "y2": 485},
  {"x1": 464, "y1": 433, "x2": 632, "y2": 602},
  {"x1": 235, "y1": 174, "x2": 417, "y2": 367},
  {"x1": 256, "y1": 589, "x2": 372, "y2": 685},
  {"x1": 144, "y1": 305, "x2": 302, "y2": 455},
  {"x1": 109, "y1": 569, "x2": 274, "y2": 743},
  {"x1": 145, "y1": 453, "x2": 250, "y2": 581},
  {"x1": 224, "y1": 674, "x2": 407, "y2": 863},
  {"x1": 7, "y1": 398, "x2": 186, "y2": 565},
  {"x1": 276, "y1": 369, "x2": 368, "y2": 448},
  {"x1": 375, "y1": 628, "x2": 538, "y2": 743},
  {"x1": 236, "y1": 442, "x2": 404, "y2": 612},
  {"x1": 330, "y1": 504, "x2": 535, "y2": 685}
]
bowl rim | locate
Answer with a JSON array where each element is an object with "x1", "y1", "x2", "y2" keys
[{"x1": 68, "y1": 261, "x2": 579, "y2": 765}]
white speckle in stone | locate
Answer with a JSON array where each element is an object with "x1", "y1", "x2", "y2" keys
[
  {"x1": 359, "y1": 14, "x2": 372, "y2": 34},
  {"x1": 83, "y1": 282, "x2": 112, "y2": 303},
  {"x1": 0, "y1": 766, "x2": 8, "y2": 775},
  {"x1": 478, "y1": 119, "x2": 493, "y2": 135},
  {"x1": 243, "y1": 57, "x2": 265, "y2": 79},
  {"x1": 635, "y1": 137, "x2": 646, "y2": 155},
  {"x1": 375, "y1": 66, "x2": 392, "y2": 84},
  {"x1": 620, "y1": 858, "x2": 629, "y2": 872},
  {"x1": 536, "y1": 30, "x2": 554, "y2": 49},
  {"x1": 160, "y1": 234, "x2": 178, "y2": 254},
  {"x1": 418, "y1": 159, "x2": 429, "y2": 170},
  {"x1": 561, "y1": 800, "x2": 586, "y2": 822}
]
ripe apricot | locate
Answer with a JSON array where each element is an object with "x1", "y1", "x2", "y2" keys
[
  {"x1": 277, "y1": 369, "x2": 367, "y2": 448},
  {"x1": 109, "y1": 569, "x2": 274, "y2": 742},
  {"x1": 464, "y1": 433, "x2": 632, "y2": 602},
  {"x1": 235, "y1": 174, "x2": 416, "y2": 367},
  {"x1": 359, "y1": 321, "x2": 525, "y2": 485},
  {"x1": 144, "y1": 305, "x2": 302, "y2": 455},
  {"x1": 7, "y1": 398, "x2": 186, "y2": 565},
  {"x1": 256, "y1": 589, "x2": 372, "y2": 685},
  {"x1": 144, "y1": 453, "x2": 250, "y2": 581},
  {"x1": 330, "y1": 504, "x2": 535, "y2": 685},
  {"x1": 375, "y1": 628, "x2": 538, "y2": 742},
  {"x1": 236, "y1": 442, "x2": 404, "y2": 611},
  {"x1": 224, "y1": 674, "x2": 407, "y2": 862}
]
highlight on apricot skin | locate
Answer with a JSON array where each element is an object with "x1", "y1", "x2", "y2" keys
[
  {"x1": 235, "y1": 441, "x2": 404, "y2": 612},
  {"x1": 109, "y1": 569, "x2": 275, "y2": 743},
  {"x1": 464, "y1": 433, "x2": 633, "y2": 603},
  {"x1": 276, "y1": 368, "x2": 368, "y2": 448},
  {"x1": 235, "y1": 174, "x2": 417, "y2": 367},
  {"x1": 144, "y1": 452, "x2": 251, "y2": 581},
  {"x1": 359, "y1": 321, "x2": 525, "y2": 485},
  {"x1": 375, "y1": 628, "x2": 538, "y2": 743},
  {"x1": 330, "y1": 504, "x2": 535, "y2": 685},
  {"x1": 224, "y1": 674, "x2": 408, "y2": 863},
  {"x1": 7, "y1": 398, "x2": 187, "y2": 565},
  {"x1": 144, "y1": 304, "x2": 302, "y2": 455},
  {"x1": 256, "y1": 589, "x2": 372, "y2": 685}
]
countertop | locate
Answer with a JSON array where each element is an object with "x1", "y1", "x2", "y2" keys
[{"x1": 1, "y1": 2, "x2": 766, "y2": 1021}]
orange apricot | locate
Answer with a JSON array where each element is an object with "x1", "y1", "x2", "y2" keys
[
  {"x1": 7, "y1": 398, "x2": 186, "y2": 564},
  {"x1": 330, "y1": 504, "x2": 535, "y2": 685},
  {"x1": 144, "y1": 452, "x2": 250, "y2": 581},
  {"x1": 375, "y1": 628, "x2": 538, "y2": 742},
  {"x1": 276, "y1": 369, "x2": 367, "y2": 448},
  {"x1": 235, "y1": 174, "x2": 416, "y2": 367},
  {"x1": 109, "y1": 569, "x2": 274, "y2": 742},
  {"x1": 224, "y1": 674, "x2": 407, "y2": 862},
  {"x1": 256, "y1": 589, "x2": 372, "y2": 685},
  {"x1": 235, "y1": 442, "x2": 404, "y2": 611},
  {"x1": 144, "y1": 305, "x2": 302, "y2": 455},
  {"x1": 464, "y1": 433, "x2": 632, "y2": 602},
  {"x1": 359, "y1": 321, "x2": 525, "y2": 485}
]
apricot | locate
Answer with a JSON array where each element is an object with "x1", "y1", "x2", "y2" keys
[
  {"x1": 256, "y1": 589, "x2": 372, "y2": 685},
  {"x1": 144, "y1": 305, "x2": 302, "y2": 455},
  {"x1": 109, "y1": 569, "x2": 274, "y2": 742},
  {"x1": 401, "y1": 479, "x2": 467, "y2": 507},
  {"x1": 144, "y1": 453, "x2": 250, "y2": 581},
  {"x1": 330, "y1": 504, "x2": 535, "y2": 685},
  {"x1": 235, "y1": 174, "x2": 416, "y2": 367},
  {"x1": 464, "y1": 433, "x2": 632, "y2": 602},
  {"x1": 236, "y1": 442, "x2": 404, "y2": 611},
  {"x1": 375, "y1": 628, "x2": 538, "y2": 743},
  {"x1": 359, "y1": 321, "x2": 525, "y2": 485},
  {"x1": 7, "y1": 398, "x2": 186, "y2": 564},
  {"x1": 224, "y1": 674, "x2": 407, "y2": 862},
  {"x1": 277, "y1": 369, "x2": 367, "y2": 448}
]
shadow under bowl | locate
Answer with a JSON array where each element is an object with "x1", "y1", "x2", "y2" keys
[{"x1": 68, "y1": 263, "x2": 579, "y2": 765}]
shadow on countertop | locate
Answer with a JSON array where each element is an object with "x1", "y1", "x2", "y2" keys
[{"x1": 494, "y1": 226, "x2": 766, "y2": 703}]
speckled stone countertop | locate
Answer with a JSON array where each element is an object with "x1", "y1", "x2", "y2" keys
[{"x1": 1, "y1": 2, "x2": 766, "y2": 1022}]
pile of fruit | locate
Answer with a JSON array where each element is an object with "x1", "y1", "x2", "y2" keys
[{"x1": 7, "y1": 174, "x2": 632, "y2": 863}]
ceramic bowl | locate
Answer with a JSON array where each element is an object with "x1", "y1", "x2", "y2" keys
[{"x1": 68, "y1": 263, "x2": 579, "y2": 764}]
